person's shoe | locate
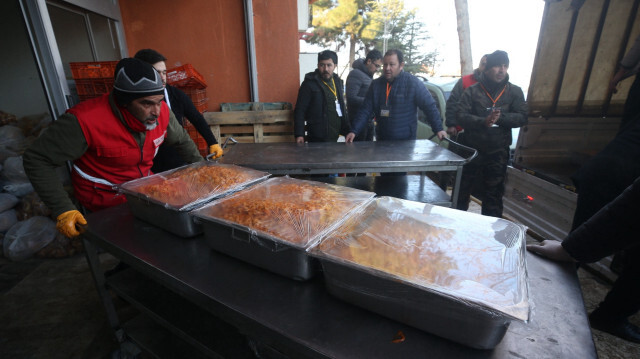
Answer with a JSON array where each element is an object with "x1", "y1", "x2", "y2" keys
[{"x1": 589, "y1": 311, "x2": 640, "y2": 343}]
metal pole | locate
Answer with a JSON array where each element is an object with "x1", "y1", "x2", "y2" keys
[{"x1": 244, "y1": 0, "x2": 259, "y2": 102}]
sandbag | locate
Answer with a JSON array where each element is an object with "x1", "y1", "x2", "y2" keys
[
  {"x1": 3, "y1": 182, "x2": 34, "y2": 198},
  {"x1": 2, "y1": 156, "x2": 29, "y2": 183},
  {"x1": 15, "y1": 192, "x2": 50, "y2": 221},
  {"x1": 0, "y1": 209, "x2": 18, "y2": 233},
  {"x1": 0, "y1": 193, "x2": 19, "y2": 212},
  {"x1": 0, "y1": 126, "x2": 26, "y2": 153},
  {"x1": 3, "y1": 216, "x2": 57, "y2": 261},
  {"x1": 0, "y1": 147, "x2": 17, "y2": 164}
]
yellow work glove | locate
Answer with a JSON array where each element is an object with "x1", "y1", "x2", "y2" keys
[
  {"x1": 209, "y1": 144, "x2": 223, "y2": 159},
  {"x1": 56, "y1": 210, "x2": 88, "y2": 238}
]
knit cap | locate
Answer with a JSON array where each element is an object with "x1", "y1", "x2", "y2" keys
[
  {"x1": 485, "y1": 50, "x2": 510, "y2": 69},
  {"x1": 112, "y1": 58, "x2": 164, "y2": 105}
]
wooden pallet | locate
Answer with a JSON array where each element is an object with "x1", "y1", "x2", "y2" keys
[{"x1": 203, "y1": 109, "x2": 294, "y2": 143}]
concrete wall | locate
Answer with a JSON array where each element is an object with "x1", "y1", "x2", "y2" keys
[{"x1": 118, "y1": 0, "x2": 300, "y2": 112}]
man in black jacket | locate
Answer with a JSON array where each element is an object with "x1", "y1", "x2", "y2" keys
[
  {"x1": 346, "y1": 50, "x2": 382, "y2": 141},
  {"x1": 294, "y1": 50, "x2": 350, "y2": 143},
  {"x1": 135, "y1": 49, "x2": 222, "y2": 172}
]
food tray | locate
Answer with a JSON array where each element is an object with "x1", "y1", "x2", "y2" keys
[
  {"x1": 118, "y1": 162, "x2": 270, "y2": 237},
  {"x1": 191, "y1": 177, "x2": 375, "y2": 280},
  {"x1": 310, "y1": 196, "x2": 529, "y2": 349}
]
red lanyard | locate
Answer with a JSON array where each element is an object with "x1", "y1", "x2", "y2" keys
[
  {"x1": 386, "y1": 82, "x2": 392, "y2": 105},
  {"x1": 480, "y1": 83, "x2": 507, "y2": 107}
]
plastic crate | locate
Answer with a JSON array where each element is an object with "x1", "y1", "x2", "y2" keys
[
  {"x1": 184, "y1": 122, "x2": 208, "y2": 157},
  {"x1": 193, "y1": 99, "x2": 208, "y2": 113},
  {"x1": 167, "y1": 64, "x2": 207, "y2": 88},
  {"x1": 181, "y1": 87, "x2": 207, "y2": 103},
  {"x1": 70, "y1": 61, "x2": 118, "y2": 79},
  {"x1": 75, "y1": 78, "x2": 115, "y2": 97}
]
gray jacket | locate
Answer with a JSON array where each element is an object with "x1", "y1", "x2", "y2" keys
[{"x1": 346, "y1": 59, "x2": 373, "y2": 123}]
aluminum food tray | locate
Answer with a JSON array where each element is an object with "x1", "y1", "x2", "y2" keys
[
  {"x1": 118, "y1": 162, "x2": 270, "y2": 237},
  {"x1": 192, "y1": 177, "x2": 376, "y2": 280},
  {"x1": 311, "y1": 196, "x2": 529, "y2": 349}
]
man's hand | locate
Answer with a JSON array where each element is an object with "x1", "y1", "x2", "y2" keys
[
  {"x1": 56, "y1": 210, "x2": 87, "y2": 238},
  {"x1": 446, "y1": 126, "x2": 458, "y2": 136},
  {"x1": 436, "y1": 130, "x2": 447, "y2": 141},
  {"x1": 526, "y1": 240, "x2": 577, "y2": 262},
  {"x1": 208, "y1": 144, "x2": 223, "y2": 159},
  {"x1": 485, "y1": 109, "x2": 501, "y2": 127},
  {"x1": 296, "y1": 136, "x2": 305, "y2": 144},
  {"x1": 345, "y1": 132, "x2": 356, "y2": 143}
]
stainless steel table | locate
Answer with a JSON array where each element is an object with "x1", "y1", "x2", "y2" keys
[
  {"x1": 83, "y1": 205, "x2": 597, "y2": 359},
  {"x1": 220, "y1": 140, "x2": 470, "y2": 206}
]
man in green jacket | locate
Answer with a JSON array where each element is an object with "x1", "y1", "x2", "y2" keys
[{"x1": 23, "y1": 58, "x2": 203, "y2": 238}]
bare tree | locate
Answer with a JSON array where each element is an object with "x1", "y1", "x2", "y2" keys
[{"x1": 454, "y1": 0, "x2": 473, "y2": 75}]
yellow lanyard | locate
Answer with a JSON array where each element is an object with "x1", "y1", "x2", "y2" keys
[{"x1": 322, "y1": 77, "x2": 338, "y2": 99}]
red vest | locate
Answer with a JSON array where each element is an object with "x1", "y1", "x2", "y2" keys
[
  {"x1": 462, "y1": 73, "x2": 478, "y2": 89},
  {"x1": 68, "y1": 94, "x2": 169, "y2": 211}
]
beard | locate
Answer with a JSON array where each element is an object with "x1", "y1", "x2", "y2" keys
[{"x1": 145, "y1": 121, "x2": 158, "y2": 130}]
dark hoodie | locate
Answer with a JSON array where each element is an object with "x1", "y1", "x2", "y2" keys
[{"x1": 346, "y1": 58, "x2": 373, "y2": 120}]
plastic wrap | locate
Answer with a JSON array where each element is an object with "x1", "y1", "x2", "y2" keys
[
  {"x1": 192, "y1": 177, "x2": 375, "y2": 280},
  {"x1": 193, "y1": 176, "x2": 375, "y2": 248},
  {"x1": 308, "y1": 196, "x2": 529, "y2": 348},
  {"x1": 119, "y1": 162, "x2": 270, "y2": 211}
]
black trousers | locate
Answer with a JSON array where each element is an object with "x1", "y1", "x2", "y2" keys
[{"x1": 455, "y1": 147, "x2": 509, "y2": 218}]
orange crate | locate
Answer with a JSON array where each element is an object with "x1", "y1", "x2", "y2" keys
[
  {"x1": 70, "y1": 61, "x2": 118, "y2": 79},
  {"x1": 181, "y1": 87, "x2": 207, "y2": 103},
  {"x1": 167, "y1": 64, "x2": 207, "y2": 88},
  {"x1": 184, "y1": 123, "x2": 208, "y2": 157},
  {"x1": 75, "y1": 78, "x2": 115, "y2": 96},
  {"x1": 193, "y1": 99, "x2": 208, "y2": 113}
]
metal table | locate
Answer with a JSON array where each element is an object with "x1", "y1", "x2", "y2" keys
[
  {"x1": 219, "y1": 140, "x2": 470, "y2": 206},
  {"x1": 83, "y1": 205, "x2": 597, "y2": 358}
]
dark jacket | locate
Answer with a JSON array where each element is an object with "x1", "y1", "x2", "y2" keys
[
  {"x1": 294, "y1": 70, "x2": 349, "y2": 141},
  {"x1": 151, "y1": 85, "x2": 218, "y2": 173},
  {"x1": 346, "y1": 59, "x2": 373, "y2": 122},
  {"x1": 351, "y1": 71, "x2": 443, "y2": 141},
  {"x1": 456, "y1": 74, "x2": 528, "y2": 153},
  {"x1": 445, "y1": 69, "x2": 482, "y2": 128},
  {"x1": 563, "y1": 175, "x2": 640, "y2": 263}
]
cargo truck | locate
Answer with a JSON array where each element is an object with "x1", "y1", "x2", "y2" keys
[{"x1": 503, "y1": 0, "x2": 639, "y2": 280}]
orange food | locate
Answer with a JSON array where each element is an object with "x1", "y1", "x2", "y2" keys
[
  {"x1": 135, "y1": 165, "x2": 255, "y2": 207},
  {"x1": 201, "y1": 181, "x2": 361, "y2": 245}
]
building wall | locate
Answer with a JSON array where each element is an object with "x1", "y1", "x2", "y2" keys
[{"x1": 118, "y1": 0, "x2": 299, "y2": 112}]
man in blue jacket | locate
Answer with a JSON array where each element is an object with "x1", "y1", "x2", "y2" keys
[{"x1": 345, "y1": 49, "x2": 446, "y2": 143}]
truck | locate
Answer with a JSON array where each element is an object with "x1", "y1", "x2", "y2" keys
[{"x1": 503, "y1": 0, "x2": 639, "y2": 280}]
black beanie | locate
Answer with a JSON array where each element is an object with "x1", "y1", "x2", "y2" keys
[
  {"x1": 112, "y1": 58, "x2": 164, "y2": 105},
  {"x1": 485, "y1": 50, "x2": 509, "y2": 70}
]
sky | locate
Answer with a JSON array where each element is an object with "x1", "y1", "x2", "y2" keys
[
  {"x1": 301, "y1": 0, "x2": 545, "y2": 94},
  {"x1": 403, "y1": 0, "x2": 545, "y2": 92}
]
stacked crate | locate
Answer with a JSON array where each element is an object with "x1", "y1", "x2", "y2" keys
[
  {"x1": 167, "y1": 64, "x2": 209, "y2": 156},
  {"x1": 69, "y1": 61, "x2": 118, "y2": 101}
]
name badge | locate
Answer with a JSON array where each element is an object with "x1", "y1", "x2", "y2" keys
[
  {"x1": 380, "y1": 109, "x2": 390, "y2": 117},
  {"x1": 335, "y1": 100, "x2": 343, "y2": 117}
]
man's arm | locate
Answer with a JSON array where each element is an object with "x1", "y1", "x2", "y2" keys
[
  {"x1": 495, "y1": 85, "x2": 528, "y2": 128},
  {"x1": 414, "y1": 77, "x2": 445, "y2": 137},
  {"x1": 445, "y1": 79, "x2": 464, "y2": 128},
  {"x1": 165, "y1": 110, "x2": 205, "y2": 163},
  {"x1": 346, "y1": 84, "x2": 376, "y2": 142},
  {"x1": 294, "y1": 81, "x2": 312, "y2": 142},
  {"x1": 456, "y1": 87, "x2": 489, "y2": 130},
  {"x1": 173, "y1": 87, "x2": 217, "y2": 145},
  {"x1": 23, "y1": 113, "x2": 88, "y2": 217}
]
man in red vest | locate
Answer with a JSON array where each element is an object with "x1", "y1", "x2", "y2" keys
[
  {"x1": 445, "y1": 54, "x2": 489, "y2": 138},
  {"x1": 24, "y1": 58, "x2": 204, "y2": 238}
]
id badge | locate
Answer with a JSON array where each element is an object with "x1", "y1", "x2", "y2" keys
[
  {"x1": 335, "y1": 100, "x2": 343, "y2": 117},
  {"x1": 380, "y1": 105, "x2": 390, "y2": 117}
]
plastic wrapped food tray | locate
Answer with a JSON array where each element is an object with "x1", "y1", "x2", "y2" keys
[
  {"x1": 118, "y1": 162, "x2": 270, "y2": 237},
  {"x1": 310, "y1": 196, "x2": 530, "y2": 349},
  {"x1": 191, "y1": 177, "x2": 375, "y2": 280}
]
